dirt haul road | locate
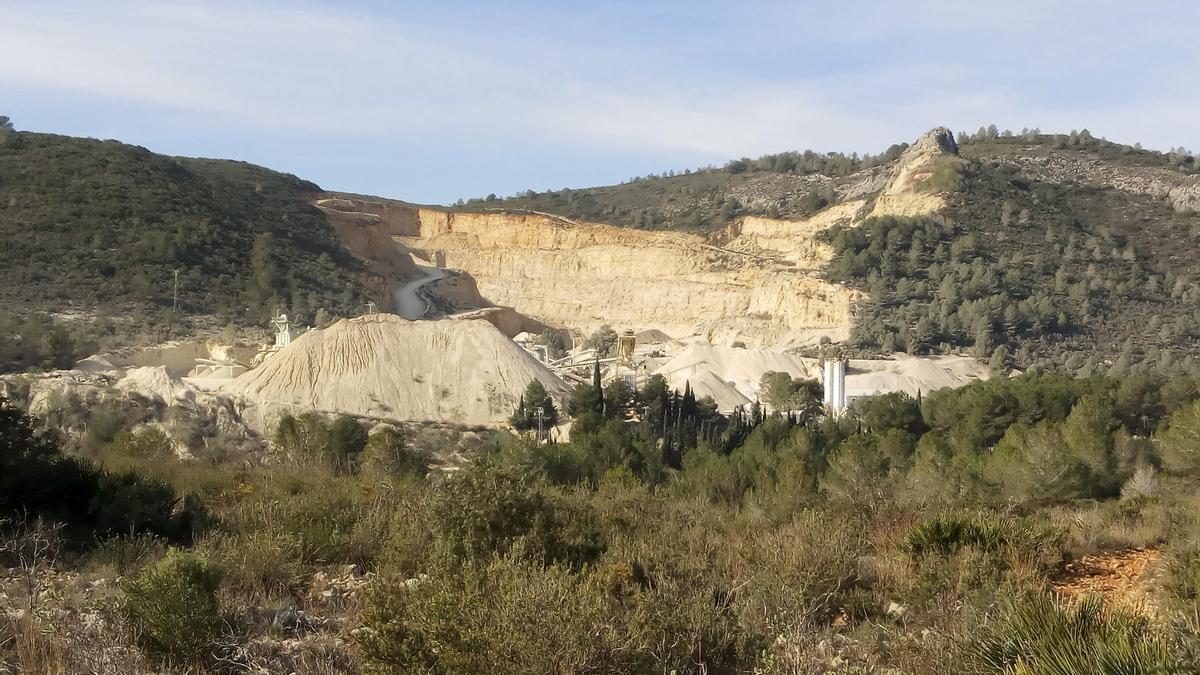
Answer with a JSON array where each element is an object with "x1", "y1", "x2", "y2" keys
[{"x1": 394, "y1": 261, "x2": 450, "y2": 319}]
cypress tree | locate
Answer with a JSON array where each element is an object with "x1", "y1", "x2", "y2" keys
[
  {"x1": 682, "y1": 382, "x2": 696, "y2": 418},
  {"x1": 592, "y1": 359, "x2": 605, "y2": 415},
  {"x1": 510, "y1": 394, "x2": 526, "y2": 429}
]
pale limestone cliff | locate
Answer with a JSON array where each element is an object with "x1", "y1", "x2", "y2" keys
[
  {"x1": 870, "y1": 127, "x2": 960, "y2": 218},
  {"x1": 382, "y1": 207, "x2": 861, "y2": 346},
  {"x1": 715, "y1": 200, "x2": 867, "y2": 266},
  {"x1": 315, "y1": 196, "x2": 420, "y2": 311}
]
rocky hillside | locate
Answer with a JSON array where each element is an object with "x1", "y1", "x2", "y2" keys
[
  {"x1": 436, "y1": 127, "x2": 1200, "y2": 375},
  {"x1": 469, "y1": 127, "x2": 1196, "y2": 234},
  {"x1": 319, "y1": 128, "x2": 961, "y2": 348}
]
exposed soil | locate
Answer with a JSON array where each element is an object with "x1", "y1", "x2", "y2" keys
[{"x1": 1051, "y1": 547, "x2": 1163, "y2": 615}]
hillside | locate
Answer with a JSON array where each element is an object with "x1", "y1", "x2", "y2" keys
[
  {"x1": 827, "y1": 130, "x2": 1200, "y2": 374},
  {"x1": 446, "y1": 128, "x2": 1200, "y2": 375},
  {"x1": 456, "y1": 143, "x2": 908, "y2": 231},
  {"x1": 0, "y1": 130, "x2": 393, "y2": 370},
  {"x1": 465, "y1": 128, "x2": 1196, "y2": 232},
  {"x1": 3, "y1": 124, "x2": 1199, "y2": 377}
]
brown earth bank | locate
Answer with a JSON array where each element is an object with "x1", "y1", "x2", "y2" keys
[{"x1": 1052, "y1": 547, "x2": 1164, "y2": 615}]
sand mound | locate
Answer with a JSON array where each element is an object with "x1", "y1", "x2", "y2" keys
[
  {"x1": 223, "y1": 314, "x2": 568, "y2": 424},
  {"x1": 635, "y1": 329, "x2": 673, "y2": 344},
  {"x1": 654, "y1": 345, "x2": 816, "y2": 410},
  {"x1": 117, "y1": 366, "x2": 197, "y2": 403},
  {"x1": 846, "y1": 354, "x2": 989, "y2": 398}
]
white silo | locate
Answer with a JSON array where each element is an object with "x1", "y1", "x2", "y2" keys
[{"x1": 822, "y1": 359, "x2": 847, "y2": 415}]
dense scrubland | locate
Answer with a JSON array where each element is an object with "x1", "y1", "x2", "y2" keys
[
  {"x1": 463, "y1": 126, "x2": 1196, "y2": 231},
  {"x1": 823, "y1": 163, "x2": 1200, "y2": 375},
  {"x1": 0, "y1": 129, "x2": 373, "y2": 371},
  {"x1": 5, "y1": 369, "x2": 1200, "y2": 673}
]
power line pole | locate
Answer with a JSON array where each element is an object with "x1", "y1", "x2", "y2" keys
[{"x1": 172, "y1": 269, "x2": 179, "y2": 312}]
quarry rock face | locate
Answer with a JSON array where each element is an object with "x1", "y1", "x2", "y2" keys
[
  {"x1": 315, "y1": 128, "x2": 970, "y2": 347},
  {"x1": 390, "y1": 207, "x2": 862, "y2": 346},
  {"x1": 716, "y1": 200, "x2": 867, "y2": 265}
]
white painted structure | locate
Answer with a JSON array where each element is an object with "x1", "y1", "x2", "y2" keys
[
  {"x1": 271, "y1": 313, "x2": 294, "y2": 349},
  {"x1": 822, "y1": 359, "x2": 848, "y2": 415}
]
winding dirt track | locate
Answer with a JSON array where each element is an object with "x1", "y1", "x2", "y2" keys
[{"x1": 393, "y1": 262, "x2": 450, "y2": 319}]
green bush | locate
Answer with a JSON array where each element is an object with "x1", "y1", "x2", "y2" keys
[
  {"x1": 1159, "y1": 399, "x2": 1200, "y2": 474},
  {"x1": 328, "y1": 414, "x2": 368, "y2": 470},
  {"x1": 361, "y1": 553, "x2": 750, "y2": 674},
  {"x1": 123, "y1": 550, "x2": 225, "y2": 663},
  {"x1": 275, "y1": 412, "x2": 369, "y2": 472},
  {"x1": 903, "y1": 515, "x2": 1008, "y2": 556},
  {"x1": 224, "y1": 479, "x2": 390, "y2": 567},
  {"x1": 969, "y1": 593, "x2": 1170, "y2": 674},
  {"x1": 903, "y1": 515, "x2": 1063, "y2": 569},
  {"x1": 1164, "y1": 542, "x2": 1200, "y2": 607},
  {"x1": 199, "y1": 530, "x2": 306, "y2": 601},
  {"x1": 89, "y1": 471, "x2": 180, "y2": 537},
  {"x1": 87, "y1": 533, "x2": 167, "y2": 576},
  {"x1": 1, "y1": 396, "x2": 191, "y2": 543},
  {"x1": 359, "y1": 426, "x2": 429, "y2": 478},
  {"x1": 429, "y1": 459, "x2": 605, "y2": 568},
  {"x1": 108, "y1": 426, "x2": 173, "y2": 459},
  {"x1": 925, "y1": 159, "x2": 966, "y2": 192}
]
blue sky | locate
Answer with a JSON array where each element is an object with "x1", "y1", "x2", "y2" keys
[{"x1": 1, "y1": 1, "x2": 1196, "y2": 204}]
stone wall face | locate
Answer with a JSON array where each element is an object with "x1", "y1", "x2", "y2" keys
[{"x1": 394, "y1": 207, "x2": 861, "y2": 346}]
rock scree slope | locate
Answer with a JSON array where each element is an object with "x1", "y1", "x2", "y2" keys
[{"x1": 223, "y1": 314, "x2": 569, "y2": 424}]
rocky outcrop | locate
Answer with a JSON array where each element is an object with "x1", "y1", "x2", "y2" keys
[
  {"x1": 715, "y1": 201, "x2": 867, "y2": 266},
  {"x1": 982, "y1": 152, "x2": 1200, "y2": 213},
  {"x1": 75, "y1": 340, "x2": 258, "y2": 378},
  {"x1": 4, "y1": 367, "x2": 260, "y2": 454},
  {"x1": 870, "y1": 127, "x2": 960, "y2": 218}
]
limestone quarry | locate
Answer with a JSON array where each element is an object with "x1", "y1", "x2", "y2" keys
[
  {"x1": 315, "y1": 127, "x2": 959, "y2": 349},
  {"x1": 0, "y1": 127, "x2": 992, "y2": 445}
]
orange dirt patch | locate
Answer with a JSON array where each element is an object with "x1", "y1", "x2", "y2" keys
[{"x1": 1051, "y1": 547, "x2": 1163, "y2": 614}]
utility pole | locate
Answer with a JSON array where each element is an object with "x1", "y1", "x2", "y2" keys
[
  {"x1": 172, "y1": 269, "x2": 180, "y2": 312},
  {"x1": 535, "y1": 405, "x2": 545, "y2": 444},
  {"x1": 366, "y1": 301, "x2": 377, "y2": 315}
]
